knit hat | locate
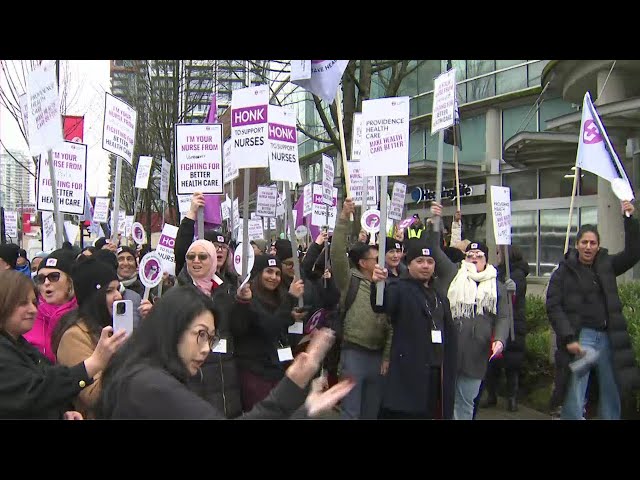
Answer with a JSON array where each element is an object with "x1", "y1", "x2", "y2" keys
[
  {"x1": 250, "y1": 239, "x2": 268, "y2": 254},
  {"x1": 274, "y1": 239, "x2": 293, "y2": 261},
  {"x1": 0, "y1": 244, "x2": 20, "y2": 269},
  {"x1": 251, "y1": 254, "x2": 282, "y2": 278},
  {"x1": 204, "y1": 229, "x2": 229, "y2": 245},
  {"x1": 94, "y1": 237, "x2": 108, "y2": 250},
  {"x1": 405, "y1": 238, "x2": 434, "y2": 264},
  {"x1": 92, "y1": 249, "x2": 119, "y2": 271},
  {"x1": 466, "y1": 241, "x2": 489, "y2": 260},
  {"x1": 38, "y1": 248, "x2": 76, "y2": 275},
  {"x1": 71, "y1": 257, "x2": 119, "y2": 306},
  {"x1": 385, "y1": 237, "x2": 403, "y2": 253}
]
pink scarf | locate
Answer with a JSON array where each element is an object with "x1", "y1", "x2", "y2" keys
[
  {"x1": 23, "y1": 296, "x2": 78, "y2": 363},
  {"x1": 187, "y1": 240, "x2": 219, "y2": 297}
]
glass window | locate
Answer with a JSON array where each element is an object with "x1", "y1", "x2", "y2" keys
[
  {"x1": 496, "y1": 60, "x2": 526, "y2": 69},
  {"x1": 502, "y1": 104, "x2": 538, "y2": 144},
  {"x1": 540, "y1": 166, "x2": 575, "y2": 198},
  {"x1": 467, "y1": 60, "x2": 495, "y2": 77},
  {"x1": 580, "y1": 206, "x2": 597, "y2": 225},
  {"x1": 503, "y1": 170, "x2": 537, "y2": 200},
  {"x1": 417, "y1": 61, "x2": 441, "y2": 95},
  {"x1": 458, "y1": 114, "x2": 486, "y2": 166},
  {"x1": 467, "y1": 76, "x2": 495, "y2": 102},
  {"x1": 528, "y1": 61, "x2": 547, "y2": 87},
  {"x1": 511, "y1": 210, "x2": 538, "y2": 276},
  {"x1": 409, "y1": 129, "x2": 425, "y2": 163},
  {"x1": 540, "y1": 97, "x2": 577, "y2": 131},
  {"x1": 539, "y1": 209, "x2": 578, "y2": 276},
  {"x1": 580, "y1": 170, "x2": 598, "y2": 195},
  {"x1": 452, "y1": 60, "x2": 467, "y2": 81},
  {"x1": 398, "y1": 65, "x2": 418, "y2": 98},
  {"x1": 496, "y1": 66, "x2": 527, "y2": 95},
  {"x1": 415, "y1": 93, "x2": 432, "y2": 117}
]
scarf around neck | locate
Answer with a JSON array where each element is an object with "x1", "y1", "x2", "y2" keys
[
  {"x1": 119, "y1": 274, "x2": 139, "y2": 288},
  {"x1": 447, "y1": 262, "x2": 497, "y2": 320}
]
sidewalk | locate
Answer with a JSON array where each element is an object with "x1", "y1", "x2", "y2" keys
[{"x1": 476, "y1": 399, "x2": 551, "y2": 420}]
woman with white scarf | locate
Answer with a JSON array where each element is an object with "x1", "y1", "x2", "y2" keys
[{"x1": 424, "y1": 203, "x2": 510, "y2": 420}]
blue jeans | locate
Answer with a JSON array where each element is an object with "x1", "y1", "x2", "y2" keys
[
  {"x1": 561, "y1": 328, "x2": 621, "y2": 420},
  {"x1": 339, "y1": 347, "x2": 383, "y2": 419},
  {"x1": 454, "y1": 374, "x2": 482, "y2": 420}
]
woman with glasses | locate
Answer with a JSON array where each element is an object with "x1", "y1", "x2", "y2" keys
[
  {"x1": 174, "y1": 239, "x2": 243, "y2": 418},
  {"x1": 0, "y1": 269, "x2": 126, "y2": 419},
  {"x1": 24, "y1": 249, "x2": 79, "y2": 363},
  {"x1": 51, "y1": 257, "x2": 129, "y2": 418},
  {"x1": 426, "y1": 203, "x2": 510, "y2": 420},
  {"x1": 230, "y1": 254, "x2": 305, "y2": 412},
  {"x1": 95, "y1": 286, "x2": 353, "y2": 419}
]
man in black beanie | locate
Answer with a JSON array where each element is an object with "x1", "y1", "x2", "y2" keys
[{"x1": 370, "y1": 238, "x2": 458, "y2": 419}]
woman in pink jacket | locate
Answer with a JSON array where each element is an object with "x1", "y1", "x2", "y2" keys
[{"x1": 24, "y1": 249, "x2": 78, "y2": 363}]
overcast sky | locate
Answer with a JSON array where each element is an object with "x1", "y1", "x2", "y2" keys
[{"x1": 0, "y1": 60, "x2": 111, "y2": 197}]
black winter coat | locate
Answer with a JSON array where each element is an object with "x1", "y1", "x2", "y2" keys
[
  {"x1": 498, "y1": 259, "x2": 529, "y2": 369},
  {"x1": 371, "y1": 277, "x2": 457, "y2": 418},
  {"x1": 177, "y1": 266, "x2": 242, "y2": 418},
  {"x1": 0, "y1": 332, "x2": 93, "y2": 419},
  {"x1": 546, "y1": 215, "x2": 640, "y2": 410}
]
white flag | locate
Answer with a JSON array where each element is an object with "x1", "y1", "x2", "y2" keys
[
  {"x1": 291, "y1": 60, "x2": 349, "y2": 104},
  {"x1": 576, "y1": 92, "x2": 634, "y2": 201}
]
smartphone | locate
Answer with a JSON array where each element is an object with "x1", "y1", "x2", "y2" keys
[{"x1": 112, "y1": 300, "x2": 134, "y2": 336}]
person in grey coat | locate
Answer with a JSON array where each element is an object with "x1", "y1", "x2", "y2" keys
[{"x1": 425, "y1": 202, "x2": 510, "y2": 420}]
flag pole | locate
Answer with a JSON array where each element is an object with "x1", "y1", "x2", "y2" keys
[
  {"x1": 453, "y1": 126, "x2": 461, "y2": 213},
  {"x1": 286, "y1": 181, "x2": 304, "y2": 308},
  {"x1": 334, "y1": 89, "x2": 353, "y2": 222},
  {"x1": 564, "y1": 164, "x2": 580, "y2": 254}
]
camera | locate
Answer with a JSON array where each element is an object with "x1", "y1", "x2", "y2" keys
[{"x1": 116, "y1": 302, "x2": 127, "y2": 315}]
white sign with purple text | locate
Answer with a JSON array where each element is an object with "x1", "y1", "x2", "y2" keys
[
  {"x1": 491, "y1": 186, "x2": 512, "y2": 245},
  {"x1": 268, "y1": 104, "x2": 301, "y2": 183},
  {"x1": 256, "y1": 185, "x2": 278, "y2": 218},
  {"x1": 231, "y1": 85, "x2": 269, "y2": 169},
  {"x1": 223, "y1": 138, "x2": 238, "y2": 184},
  {"x1": 360, "y1": 96, "x2": 410, "y2": 177},
  {"x1": 321, "y1": 154, "x2": 334, "y2": 206},
  {"x1": 37, "y1": 141, "x2": 87, "y2": 215},
  {"x1": 156, "y1": 223, "x2": 179, "y2": 276},
  {"x1": 135, "y1": 156, "x2": 153, "y2": 189},
  {"x1": 347, "y1": 162, "x2": 364, "y2": 205},
  {"x1": 102, "y1": 92, "x2": 137, "y2": 165},
  {"x1": 175, "y1": 123, "x2": 223, "y2": 195},
  {"x1": 388, "y1": 182, "x2": 407, "y2": 221},
  {"x1": 350, "y1": 113, "x2": 362, "y2": 161},
  {"x1": 93, "y1": 197, "x2": 110, "y2": 223},
  {"x1": 311, "y1": 184, "x2": 337, "y2": 228},
  {"x1": 303, "y1": 184, "x2": 313, "y2": 217},
  {"x1": 431, "y1": 68, "x2": 457, "y2": 134},
  {"x1": 27, "y1": 62, "x2": 62, "y2": 152}
]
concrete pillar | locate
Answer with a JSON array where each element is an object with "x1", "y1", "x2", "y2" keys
[
  {"x1": 595, "y1": 69, "x2": 628, "y2": 278},
  {"x1": 485, "y1": 108, "x2": 501, "y2": 261}
]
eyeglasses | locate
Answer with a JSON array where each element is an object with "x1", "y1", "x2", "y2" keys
[
  {"x1": 192, "y1": 329, "x2": 217, "y2": 349},
  {"x1": 186, "y1": 253, "x2": 210, "y2": 262},
  {"x1": 361, "y1": 256, "x2": 378, "y2": 262},
  {"x1": 465, "y1": 251, "x2": 485, "y2": 259},
  {"x1": 213, "y1": 243, "x2": 228, "y2": 251},
  {"x1": 34, "y1": 272, "x2": 62, "y2": 284}
]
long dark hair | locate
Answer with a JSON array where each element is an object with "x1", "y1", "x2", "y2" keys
[
  {"x1": 95, "y1": 286, "x2": 217, "y2": 419},
  {"x1": 250, "y1": 271, "x2": 288, "y2": 311},
  {"x1": 50, "y1": 286, "x2": 112, "y2": 356}
]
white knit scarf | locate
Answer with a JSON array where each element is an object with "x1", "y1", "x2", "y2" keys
[{"x1": 447, "y1": 262, "x2": 498, "y2": 320}]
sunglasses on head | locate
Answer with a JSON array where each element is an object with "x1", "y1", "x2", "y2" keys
[
  {"x1": 35, "y1": 272, "x2": 62, "y2": 284},
  {"x1": 465, "y1": 251, "x2": 485, "y2": 259},
  {"x1": 186, "y1": 252, "x2": 210, "y2": 261}
]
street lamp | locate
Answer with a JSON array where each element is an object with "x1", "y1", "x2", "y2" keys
[{"x1": 0, "y1": 181, "x2": 25, "y2": 245}]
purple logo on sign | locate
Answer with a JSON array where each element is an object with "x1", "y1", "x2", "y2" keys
[
  {"x1": 144, "y1": 260, "x2": 161, "y2": 282},
  {"x1": 365, "y1": 212, "x2": 380, "y2": 229},
  {"x1": 304, "y1": 309, "x2": 327, "y2": 334},
  {"x1": 134, "y1": 226, "x2": 143, "y2": 239},
  {"x1": 268, "y1": 123, "x2": 296, "y2": 143},
  {"x1": 232, "y1": 105, "x2": 267, "y2": 127},
  {"x1": 582, "y1": 120, "x2": 602, "y2": 144},
  {"x1": 398, "y1": 217, "x2": 416, "y2": 229}
]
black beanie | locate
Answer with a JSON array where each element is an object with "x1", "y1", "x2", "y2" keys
[
  {"x1": 116, "y1": 246, "x2": 137, "y2": 258},
  {"x1": 385, "y1": 237, "x2": 403, "y2": 253},
  {"x1": 38, "y1": 249, "x2": 76, "y2": 275},
  {"x1": 204, "y1": 230, "x2": 230, "y2": 245},
  {"x1": 0, "y1": 244, "x2": 20, "y2": 269},
  {"x1": 71, "y1": 257, "x2": 119, "y2": 306},
  {"x1": 274, "y1": 239, "x2": 293, "y2": 261},
  {"x1": 405, "y1": 238, "x2": 434, "y2": 264},
  {"x1": 92, "y1": 249, "x2": 119, "y2": 271},
  {"x1": 251, "y1": 254, "x2": 282, "y2": 278},
  {"x1": 94, "y1": 237, "x2": 108, "y2": 250},
  {"x1": 466, "y1": 241, "x2": 489, "y2": 260}
]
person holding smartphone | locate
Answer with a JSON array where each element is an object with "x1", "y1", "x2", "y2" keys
[{"x1": 52, "y1": 257, "x2": 129, "y2": 418}]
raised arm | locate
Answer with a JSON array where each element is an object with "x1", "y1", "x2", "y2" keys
[
  {"x1": 330, "y1": 199, "x2": 355, "y2": 293},
  {"x1": 610, "y1": 201, "x2": 640, "y2": 276},
  {"x1": 174, "y1": 193, "x2": 204, "y2": 275}
]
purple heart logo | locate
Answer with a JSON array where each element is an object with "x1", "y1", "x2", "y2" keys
[{"x1": 583, "y1": 119, "x2": 602, "y2": 144}]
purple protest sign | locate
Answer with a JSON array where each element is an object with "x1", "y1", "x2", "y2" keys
[
  {"x1": 398, "y1": 216, "x2": 416, "y2": 230},
  {"x1": 304, "y1": 308, "x2": 328, "y2": 334}
]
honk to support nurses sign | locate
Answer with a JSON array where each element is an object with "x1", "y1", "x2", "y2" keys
[
  {"x1": 37, "y1": 141, "x2": 87, "y2": 215},
  {"x1": 267, "y1": 104, "x2": 301, "y2": 183},
  {"x1": 231, "y1": 85, "x2": 269, "y2": 169},
  {"x1": 175, "y1": 123, "x2": 223, "y2": 195}
]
